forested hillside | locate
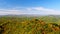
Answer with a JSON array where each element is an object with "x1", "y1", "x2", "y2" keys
[{"x1": 0, "y1": 15, "x2": 60, "y2": 34}]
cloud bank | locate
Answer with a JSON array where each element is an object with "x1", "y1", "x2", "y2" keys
[
  {"x1": 0, "y1": 7, "x2": 60, "y2": 15},
  {"x1": 0, "y1": 9, "x2": 24, "y2": 15},
  {"x1": 26, "y1": 7, "x2": 60, "y2": 15}
]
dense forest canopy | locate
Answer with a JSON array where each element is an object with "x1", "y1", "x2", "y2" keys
[{"x1": 0, "y1": 15, "x2": 60, "y2": 34}]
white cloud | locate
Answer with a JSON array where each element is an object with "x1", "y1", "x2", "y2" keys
[
  {"x1": 26, "y1": 7, "x2": 60, "y2": 15},
  {"x1": 0, "y1": 9, "x2": 24, "y2": 15},
  {"x1": 0, "y1": 7, "x2": 60, "y2": 15},
  {"x1": 27, "y1": 7, "x2": 55, "y2": 11}
]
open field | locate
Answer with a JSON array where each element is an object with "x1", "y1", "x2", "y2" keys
[{"x1": 0, "y1": 15, "x2": 60, "y2": 34}]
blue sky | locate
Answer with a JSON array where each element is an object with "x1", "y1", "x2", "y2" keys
[{"x1": 0, "y1": 0, "x2": 60, "y2": 15}]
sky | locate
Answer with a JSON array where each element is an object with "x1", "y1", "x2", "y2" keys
[{"x1": 0, "y1": 0, "x2": 60, "y2": 15}]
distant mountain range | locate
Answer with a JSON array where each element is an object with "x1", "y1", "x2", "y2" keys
[{"x1": 0, "y1": 14, "x2": 60, "y2": 17}]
